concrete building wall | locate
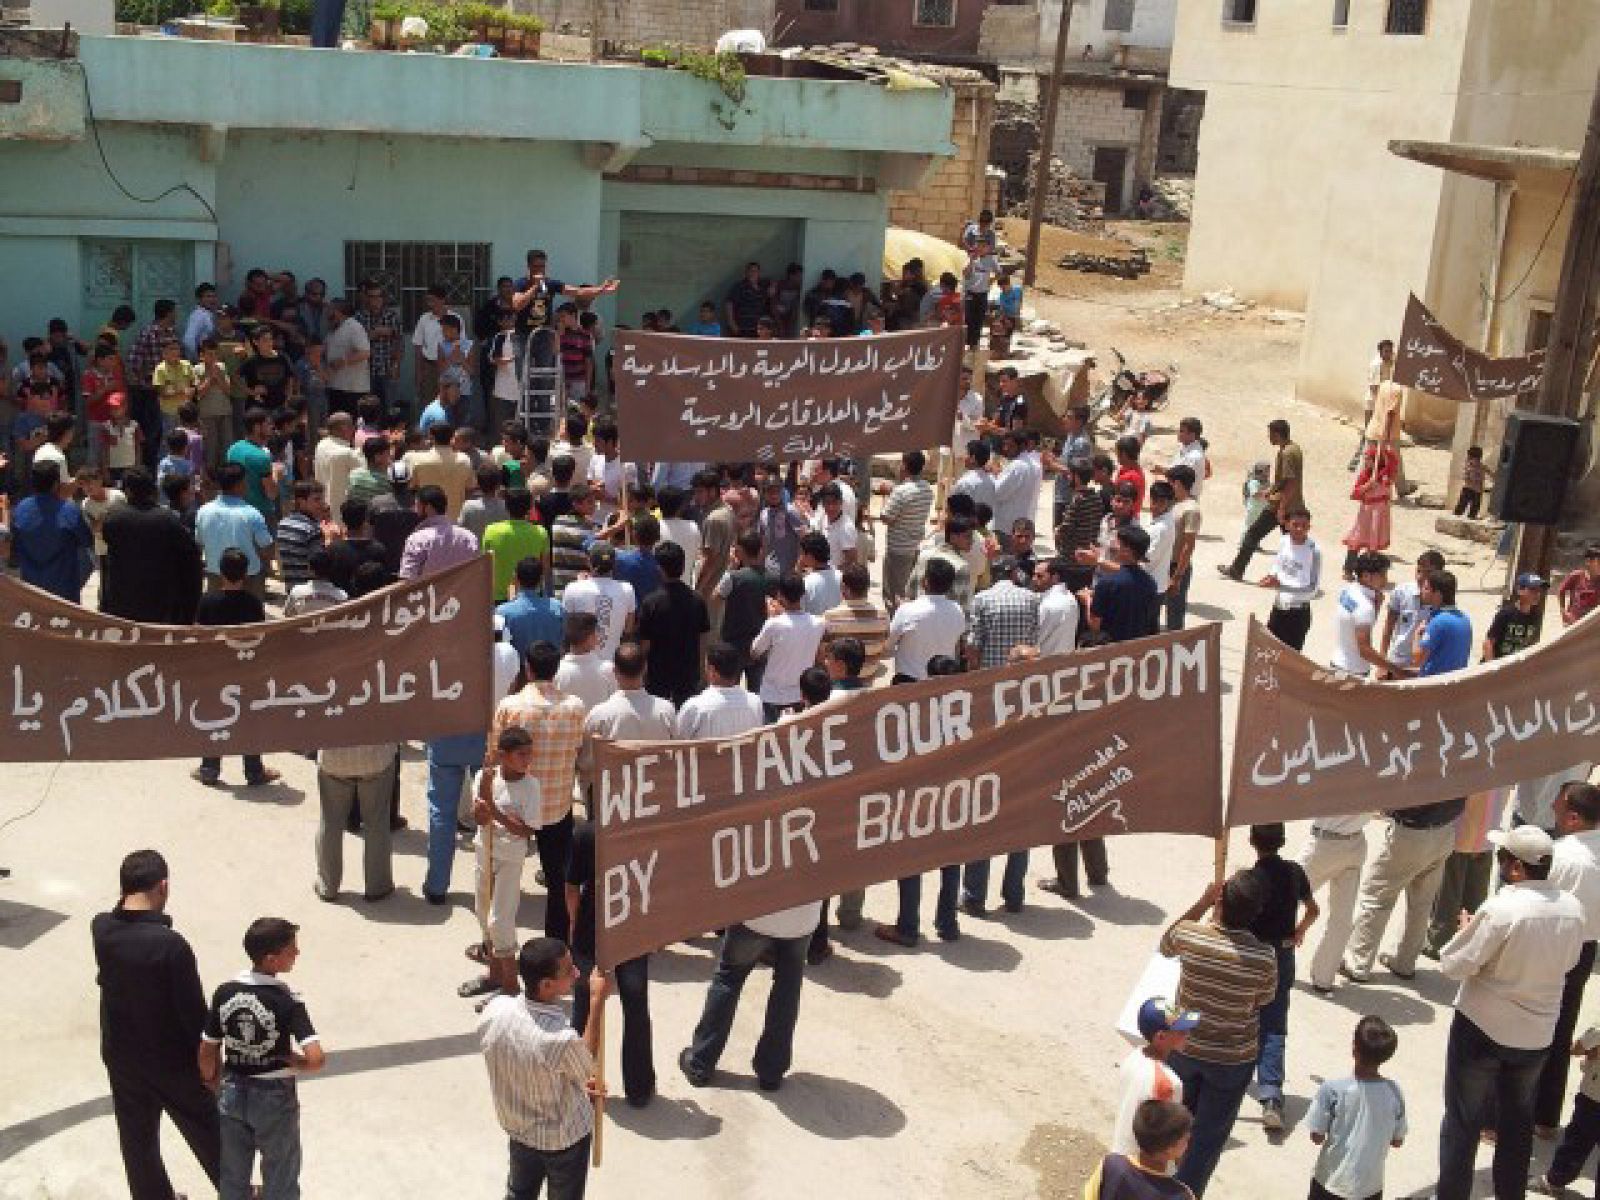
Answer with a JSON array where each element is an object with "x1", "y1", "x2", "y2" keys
[
  {"x1": 1175, "y1": 0, "x2": 1600, "y2": 419},
  {"x1": 978, "y1": 0, "x2": 1175, "y2": 67},
  {"x1": 774, "y1": 0, "x2": 989, "y2": 58},
  {"x1": 888, "y1": 81, "x2": 996, "y2": 243},
  {"x1": 511, "y1": 0, "x2": 774, "y2": 47}
]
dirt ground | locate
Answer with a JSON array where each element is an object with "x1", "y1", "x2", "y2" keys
[{"x1": 0, "y1": 233, "x2": 1575, "y2": 1200}]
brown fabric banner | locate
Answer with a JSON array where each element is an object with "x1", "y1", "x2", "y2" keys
[
  {"x1": 593, "y1": 625, "x2": 1223, "y2": 967},
  {"x1": 1392, "y1": 292, "x2": 1546, "y2": 404},
  {"x1": 0, "y1": 557, "x2": 494, "y2": 761},
  {"x1": 1228, "y1": 614, "x2": 1600, "y2": 826},
  {"x1": 611, "y1": 327, "x2": 965, "y2": 463}
]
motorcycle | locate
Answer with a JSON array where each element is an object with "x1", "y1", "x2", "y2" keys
[{"x1": 1089, "y1": 348, "x2": 1177, "y2": 433}]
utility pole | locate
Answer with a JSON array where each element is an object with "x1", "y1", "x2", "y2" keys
[
  {"x1": 1023, "y1": 0, "x2": 1074, "y2": 287},
  {"x1": 1512, "y1": 63, "x2": 1600, "y2": 584}
]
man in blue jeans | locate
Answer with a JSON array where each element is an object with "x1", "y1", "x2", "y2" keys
[
  {"x1": 1435, "y1": 825, "x2": 1586, "y2": 1200},
  {"x1": 678, "y1": 898, "x2": 822, "y2": 1092},
  {"x1": 1159, "y1": 871, "x2": 1277, "y2": 1196},
  {"x1": 423, "y1": 730, "x2": 486, "y2": 903}
]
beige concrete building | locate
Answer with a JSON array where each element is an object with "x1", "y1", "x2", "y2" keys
[
  {"x1": 888, "y1": 76, "x2": 997, "y2": 243},
  {"x1": 1171, "y1": 0, "x2": 1600, "y2": 431}
]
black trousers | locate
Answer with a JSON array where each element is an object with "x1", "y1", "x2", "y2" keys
[
  {"x1": 1537, "y1": 939, "x2": 1597, "y2": 1127},
  {"x1": 1267, "y1": 604, "x2": 1312, "y2": 652},
  {"x1": 1309, "y1": 1179, "x2": 1379, "y2": 1200},
  {"x1": 108, "y1": 1064, "x2": 222, "y2": 1200},
  {"x1": 572, "y1": 952, "x2": 655, "y2": 1104},
  {"x1": 1453, "y1": 487, "x2": 1482, "y2": 519},
  {"x1": 1052, "y1": 840, "x2": 1108, "y2": 894},
  {"x1": 963, "y1": 290, "x2": 988, "y2": 349},
  {"x1": 533, "y1": 813, "x2": 574, "y2": 941},
  {"x1": 1548, "y1": 1091, "x2": 1600, "y2": 1188},
  {"x1": 1227, "y1": 507, "x2": 1281, "y2": 577}
]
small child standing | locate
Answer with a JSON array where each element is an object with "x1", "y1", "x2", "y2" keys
[
  {"x1": 1248, "y1": 821, "x2": 1320, "y2": 1131},
  {"x1": 1341, "y1": 441, "x2": 1398, "y2": 578},
  {"x1": 151, "y1": 339, "x2": 196, "y2": 434},
  {"x1": 1453, "y1": 444, "x2": 1489, "y2": 518},
  {"x1": 460, "y1": 727, "x2": 543, "y2": 1005},
  {"x1": 177, "y1": 400, "x2": 207, "y2": 475},
  {"x1": 1111, "y1": 998, "x2": 1198, "y2": 1157},
  {"x1": 1084, "y1": 1099, "x2": 1196, "y2": 1199},
  {"x1": 157, "y1": 428, "x2": 194, "y2": 496},
  {"x1": 489, "y1": 309, "x2": 519, "y2": 428},
  {"x1": 199, "y1": 917, "x2": 325, "y2": 1200},
  {"x1": 101, "y1": 395, "x2": 141, "y2": 485},
  {"x1": 1534, "y1": 1023, "x2": 1600, "y2": 1195},
  {"x1": 1307, "y1": 1016, "x2": 1406, "y2": 1200}
]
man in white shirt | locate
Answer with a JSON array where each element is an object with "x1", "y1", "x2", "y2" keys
[
  {"x1": 750, "y1": 574, "x2": 826, "y2": 722},
  {"x1": 675, "y1": 642, "x2": 763, "y2": 740},
  {"x1": 951, "y1": 440, "x2": 997, "y2": 515},
  {"x1": 992, "y1": 432, "x2": 1041, "y2": 554},
  {"x1": 553, "y1": 612, "x2": 617, "y2": 714},
  {"x1": 1380, "y1": 549, "x2": 1443, "y2": 675},
  {"x1": 312, "y1": 412, "x2": 363, "y2": 514},
  {"x1": 678, "y1": 890, "x2": 823, "y2": 1093},
  {"x1": 410, "y1": 286, "x2": 456, "y2": 412},
  {"x1": 1536, "y1": 782, "x2": 1600, "y2": 1135},
  {"x1": 561, "y1": 544, "x2": 636, "y2": 661},
  {"x1": 578, "y1": 642, "x2": 674, "y2": 792},
  {"x1": 1437, "y1": 825, "x2": 1586, "y2": 1200},
  {"x1": 885, "y1": 558, "x2": 966, "y2": 681},
  {"x1": 1351, "y1": 338, "x2": 1393, "y2": 471},
  {"x1": 810, "y1": 460, "x2": 857, "y2": 524},
  {"x1": 656, "y1": 487, "x2": 702, "y2": 579},
  {"x1": 1261, "y1": 507, "x2": 1321, "y2": 653},
  {"x1": 1033, "y1": 557, "x2": 1080, "y2": 657},
  {"x1": 322, "y1": 300, "x2": 371, "y2": 417},
  {"x1": 798, "y1": 532, "x2": 841, "y2": 617},
  {"x1": 1153, "y1": 416, "x2": 1207, "y2": 500},
  {"x1": 587, "y1": 422, "x2": 637, "y2": 527},
  {"x1": 810, "y1": 484, "x2": 858, "y2": 568},
  {"x1": 1329, "y1": 552, "x2": 1391, "y2": 677},
  {"x1": 1141, "y1": 481, "x2": 1178, "y2": 634}
]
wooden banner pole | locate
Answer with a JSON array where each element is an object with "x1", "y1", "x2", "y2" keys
[
  {"x1": 1213, "y1": 834, "x2": 1228, "y2": 886},
  {"x1": 590, "y1": 1002, "x2": 607, "y2": 1167}
]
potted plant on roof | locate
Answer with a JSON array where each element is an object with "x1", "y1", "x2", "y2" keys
[
  {"x1": 370, "y1": 0, "x2": 402, "y2": 47},
  {"x1": 237, "y1": 0, "x2": 279, "y2": 38}
]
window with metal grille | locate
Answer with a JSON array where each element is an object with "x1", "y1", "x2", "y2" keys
[
  {"x1": 1223, "y1": 0, "x2": 1256, "y2": 23},
  {"x1": 1104, "y1": 0, "x2": 1135, "y2": 32},
  {"x1": 914, "y1": 0, "x2": 957, "y2": 28},
  {"x1": 1332, "y1": 0, "x2": 1350, "y2": 27},
  {"x1": 342, "y1": 241, "x2": 492, "y2": 331},
  {"x1": 1123, "y1": 88, "x2": 1147, "y2": 110},
  {"x1": 1385, "y1": 0, "x2": 1426, "y2": 34},
  {"x1": 803, "y1": 0, "x2": 837, "y2": 10}
]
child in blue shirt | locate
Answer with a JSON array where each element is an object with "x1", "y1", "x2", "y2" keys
[
  {"x1": 1307, "y1": 1016, "x2": 1406, "y2": 1200},
  {"x1": 156, "y1": 428, "x2": 195, "y2": 498},
  {"x1": 688, "y1": 302, "x2": 723, "y2": 337}
]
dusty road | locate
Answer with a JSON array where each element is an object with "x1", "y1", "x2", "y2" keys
[{"x1": 0, "y1": 243, "x2": 1575, "y2": 1200}]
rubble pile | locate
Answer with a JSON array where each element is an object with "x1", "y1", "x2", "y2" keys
[
  {"x1": 1144, "y1": 177, "x2": 1194, "y2": 221},
  {"x1": 1009, "y1": 152, "x2": 1104, "y2": 228}
]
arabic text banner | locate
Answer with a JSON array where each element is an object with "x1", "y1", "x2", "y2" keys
[
  {"x1": 593, "y1": 626, "x2": 1222, "y2": 967},
  {"x1": 611, "y1": 327, "x2": 964, "y2": 463},
  {"x1": 1392, "y1": 292, "x2": 1546, "y2": 405},
  {"x1": 1228, "y1": 615, "x2": 1600, "y2": 826},
  {"x1": 0, "y1": 557, "x2": 493, "y2": 762}
]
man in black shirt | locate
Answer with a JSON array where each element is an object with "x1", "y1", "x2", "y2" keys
[
  {"x1": 326, "y1": 497, "x2": 390, "y2": 594},
  {"x1": 1244, "y1": 822, "x2": 1319, "y2": 1132},
  {"x1": 192, "y1": 549, "x2": 280, "y2": 788},
  {"x1": 91, "y1": 849, "x2": 221, "y2": 1200},
  {"x1": 1483, "y1": 572, "x2": 1547, "y2": 661},
  {"x1": 638, "y1": 541, "x2": 711, "y2": 707},
  {"x1": 101, "y1": 467, "x2": 203, "y2": 623},
  {"x1": 566, "y1": 819, "x2": 656, "y2": 1107},
  {"x1": 200, "y1": 917, "x2": 324, "y2": 1199},
  {"x1": 717, "y1": 530, "x2": 770, "y2": 689}
]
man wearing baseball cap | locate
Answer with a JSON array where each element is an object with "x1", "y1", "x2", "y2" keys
[
  {"x1": 1436, "y1": 824, "x2": 1586, "y2": 1200},
  {"x1": 1484, "y1": 573, "x2": 1549, "y2": 662},
  {"x1": 1111, "y1": 999, "x2": 1200, "y2": 1157}
]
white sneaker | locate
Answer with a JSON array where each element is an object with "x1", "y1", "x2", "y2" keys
[{"x1": 1261, "y1": 1098, "x2": 1284, "y2": 1132}]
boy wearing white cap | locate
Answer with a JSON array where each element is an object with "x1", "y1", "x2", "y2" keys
[{"x1": 1112, "y1": 998, "x2": 1198, "y2": 1159}]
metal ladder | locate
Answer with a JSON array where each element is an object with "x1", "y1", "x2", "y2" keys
[{"x1": 517, "y1": 326, "x2": 564, "y2": 436}]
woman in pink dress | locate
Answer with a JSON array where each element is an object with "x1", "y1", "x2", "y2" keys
[{"x1": 1342, "y1": 442, "x2": 1397, "y2": 578}]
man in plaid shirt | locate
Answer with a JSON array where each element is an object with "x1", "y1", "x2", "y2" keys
[
  {"x1": 490, "y1": 640, "x2": 587, "y2": 941},
  {"x1": 127, "y1": 300, "x2": 179, "y2": 471},
  {"x1": 962, "y1": 558, "x2": 1041, "y2": 915},
  {"x1": 355, "y1": 281, "x2": 404, "y2": 412}
]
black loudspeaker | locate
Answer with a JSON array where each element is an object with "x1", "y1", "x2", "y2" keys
[{"x1": 1489, "y1": 413, "x2": 1582, "y2": 525}]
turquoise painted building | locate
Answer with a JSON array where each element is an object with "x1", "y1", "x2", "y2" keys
[{"x1": 0, "y1": 36, "x2": 953, "y2": 377}]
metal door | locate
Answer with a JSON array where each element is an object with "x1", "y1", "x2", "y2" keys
[{"x1": 81, "y1": 239, "x2": 193, "y2": 336}]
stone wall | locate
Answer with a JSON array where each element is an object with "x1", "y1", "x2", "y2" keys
[
  {"x1": 1051, "y1": 81, "x2": 1145, "y2": 177},
  {"x1": 511, "y1": 0, "x2": 774, "y2": 46},
  {"x1": 887, "y1": 79, "x2": 996, "y2": 245}
]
